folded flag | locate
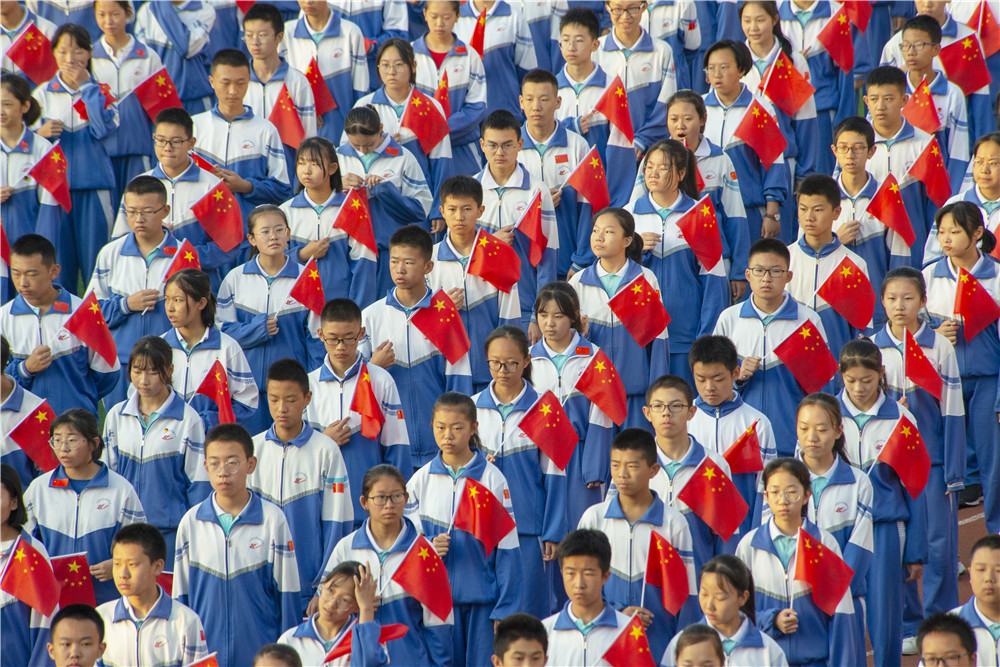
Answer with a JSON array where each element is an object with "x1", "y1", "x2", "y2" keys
[
  {"x1": 73, "y1": 83, "x2": 116, "y2": 121},
  {"x1": 435, "y1": 71, "x2": 451, "y2": 118},
  {"x1": 517, "y1": 390, "x2": 578, "y2": 471},
  {"x1": 65, "y1": 291, "x2": 117, "y2": 366},
  {"x1": 903, "y1": 328, "x2": 943, "y2": 401},
  {"x1": 196, "y1": 360, "x2": 235, "y2": 424},
  {"x1": 351, "y1": 362, "x2": 385, "y2": 439},
  {"x1": 793, "y1": 528, "x2": 854, "y2": 616},
  {"x1": 676, "y1": 457, "x2": 748, "y2": 542},
  {"x1": 608, "y1": 274, "x2": 670, "y2": 348},
  {"x1": 645, "y1": 531, "x2": 689, "y2": 616},
  {"x1": 470, "y1": 7, "x2": 487, "y2": 58},
  {"x1": 515, "y1": 190, "x2": 547, "y2": 267},
  {"x1": 289, "y1": 258, "x2": 326, "y2": 316},
  {"x1": 864, "y1": 175, "x2": 915, "y2": 247},
  {"x1": 967, "y1": 0, "x2": 999, "y2": 58},
  {"x1": 305, "y1": 57, "x2": 337, "y2": 115},
  {"x1": 772, "y1": 320, "x2": 838, "y2": 394},
  {"x1": 724, "y1": 420, "x2": 764, "y2": 475},
  {"x1": 324, "y1": 623, "x2": 408, "y2": 662},
  {"x1": 409, "y1": 289, "x2": 471, "y2": 364},
  {"x1": 877, "y1": 415, "x2": 931, "y2": 499}
]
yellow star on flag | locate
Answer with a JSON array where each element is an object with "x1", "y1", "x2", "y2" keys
[
  {"x1": 700, "y1": 205, "x2": 711, "y2": 216},
  {"x1": 595, "y1": 361, "x2": 606, "y2": 372},
  {"x1": 590, "y1": 157, "x2": 600, "y2": 168},
  {"x1": 963, "y1": 37, "x2": 974, "y2": 48},
  {"x1": 840, "y1": 266, "x2": 852, "y2": 278},
  {"x1": 34, "y1": 411, "x2": 48, "y2": 423},
  {"x1": 630, "y1": 625, "x2": 643, "y2": 640},
  {"x1": 469, "y1": 485, "x2": 479, "y2": 499},
  {"x1": 799, "y1": 327, "x2": 812, "y2": 339},
  {"x1": 68, "y1": 561, "x2": 81, "y2": 573},
  {"x1": 156, "y1": 75, "x2": 166, "y2": 86},
  {"x1": 900, "y1": 426, "x2": 912, "y2": 437},
  {"x1": 212, "y1": 190, "x2": 223, "y2": 201},
  {"x1": 540, "y1": 403, "x2": 553, "y2": 416},
  {"x1": 703, "y1": 466, "x2": 717, "y2": 481},
  {"x1": 13, "y1": 548, "x2": 25, "y2": 563},
  {"x1": 418, "y1": 546, "x2": 431, "y2": 560},
  {"x1": 309, "y1": 269, "x2": 319, "y2": 280},
  {"x1": 184, "y1": 251, "x2": 195, "y2": 261},
  {"x1": 433, "y1": 299, "x2": 446, "y2": 311}
]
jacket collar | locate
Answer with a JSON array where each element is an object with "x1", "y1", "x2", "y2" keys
[
  {"x1": 120, "y1": 228, "x2": 178, "y2": 258},
  {"x1": 796, "y1": 233, "x2": 842, "y2": 259},
  {"x1": 250, "y1": 59, "x2": 290, "y2": 84},
  {"x1": 163, "y1": 326, "x2": 222, "y2": 351},
  {"x1": 702, "y1": 613, "x2": 767, "y2": 649},
  {"x1": 955, "y1": 596, "x2": 991, "y2": 630},
  {"x1": 602, "y1": 28, "x2": 654, "y2": 54},
  {"x1": 577, "y1": 258, "x2": 645, "y2": 292},
  {"x1": 873, "y1": 321, "x2": 936, "y2": 349},
  {"x1": 319, "y1": 353, "x2": 364, "y2": 383},
  {"x1": 528, "y1": 333, "x2": 595, "y2": 362},
  {"x1": 604, "y1": 492, "x2": 666, "y2": 525},
  {"x1": 412, "y1": 35, "x2": 473, "y2": 59},
  {"x1": 46, "y1": 74, "x2": 96, "y2": 95},
  {"x1": 351, "y1": 516, "x2": 420, "y2": 553},
  {"x1": 428, "y1": 449, "x2": 488, "y2": 478},
  {"x1": 838, "y1": 173, "x2": 879, "y2": 200},
  {"x1": 521, "y1": 123, "x2": 569, "y2": 150},
  {"x1": 370, "y1": 85, "x2": 413, "y2": 108},
  {"x1": 694, "y1": 394, "x2": 744, "y2": 418},
  {"x1": 264, "y1": 422, "x2": 315, "y2": 449},
  {"x1": 556, "y1": 64, "x2": 607, "y2": 90},
  {"x1": 475, "y1": 381, "x2": 539, "y2": 412},
  {"x1": 1, "y1": 381, "x2": 25, "y2": 412},
  {"x1": 750, "y1": 516, "x2": 822, "y2": 555},
  {"x1": 195, "y1": 489, "x2": 265, "y2": 525},
  {"x1": 112, "y1": 587, "x2": 174, "y2": 623},
  {"x1": 2, "y1": 126, "x2": 33, "y2": 155},
  {"x1": 553, "y1": 600, "x2": 621, "y2": 630},
  {"x1": 93, "y1": 36, "x2": 149, "y2": 63},
  {"x1": 120, "y1": 388, "x2": 187, "y2": 422},
  {"x1": 210, "y1": 105, "x2": 255, "y2": 122},
  {"x1": 874, "y1": 120, "x2": 916, "y2": 145},
  {"x1": 460, "y1": 0, "x2": 511, "y2": 19},
  {"x1": 737, "y1": 292, "x2": 800, "y2": 321},
  {"x1": 290, "y1": 189, "x2": 346, "y2": 209},
  {"x1": 50, "y1": 463, "x2": 110, "y2": 490},
  {"x1": 242, "y1": 255, "x2": 300, "y2": 279},
  {"x1": 477, "y1": 162, "x2": 531, "y2": 191},
  {"x1": 337, "y1": 134, "x2": 405, "y2": 161},
  {"x1": 632, "y1": 190, "x2": 695, "y2": 216},
  {"x1": 293, "y1": 11, "x2": 342, "y2": 39},
  {"x1": 778, "y1": 0, "x2": 832, "y2": 20},
  {"x1": 704, "y1": 85, "x2": 754, "y2": 109},
  {"x1": 837, "y1": 389, "x2": 900, "y2": 421},
  {"x1": 152, "y1": 159, "x2": 204, "y2": 183},
  {"x1": 930, "y1": 254, "x2": 998, "y2": 281},
  {"x1": 10, "y1": 288, "x2": 73, "y2": 317},
  {"x1": 384, "y1": 286, "x2": 432, "y2": 312}
]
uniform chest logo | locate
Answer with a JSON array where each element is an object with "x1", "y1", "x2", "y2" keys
[
  {"x1": 248, "y1": 536, "x2": 264, "y2": 550},
  {"x1": 96, "y1": 498, "x2": 112, "y2": 510},
  {"x1": 332, "y1": 50, "x2": 343, "y2": 59},
  {"x1": 641, "y1": 63, "x2": 652, "y2": 73},
  {"x1": 293, "y1": 472, "x2": 308, "y2": 484},
  {"x1": 153, "y1": 637, "x2": 168, "y2": 649},
  {"x1": 834, "y1": 501, "x2": 849, "y2": 513},
  {"x1": 242, "y1": 139, "x2": 256, "y2": 150}
]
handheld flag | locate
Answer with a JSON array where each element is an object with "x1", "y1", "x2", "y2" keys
[
  {"x1": 938, "y1": 37, "x2": 992, "y2": 96},
  {"x1": 676, "y1": 457, "x2": 748, "y2": 541},
  {"x1": 760, "y1": 51, "x2": 815, "y2": 116},
  {"x1": 865, "y1": 175, "x2": 915, "y2": 247},
  {"x1": 28, "y1": 143, "x2": 71, "y2": 212},
  {"x1": 289, "y1": 258, "x2": 326, "y2": 316},
  {"x1": 0, "y1": 536, "x2": 60, "y2": 615},
  {"x1": 64, "y1": 292, "x2": 117, "y2": 366},
  {"x1": 467, "y1": 229, "x2": 521, "y2": 293},
  {"x1": 8, "y1": 401, "x2": 59, "y2": 472},
  {"x1": 453, "y1": 478, "x2": 516, "y2": 555},
  {"x1": 351, "y1": 362, "x2": 385, "y2": 439},
  {"x1": 191, "y1": 152, "x2": 215, "y2": 172},
  {"x1": 676, "y1": 195, "x2": 724, "y2": 271},
  {"x1": 904, "y1": 329, "x2": 943, "y2": 400},
  {"x1": 685, "y1": 139, "x2": 705, "y2": 191},
  {"x1": 602, "y1": 614, "x2": 657, "y2": 667},
  {"x1": 954, "y1": 267, "x2": 1000, "y2": 341},
  {"x1": 607, "y1": 274, "x2": 670, "y2": 348},
  {"x1": 268, "y1": 83, "x2": 305, "y2": 149},
  {"x1": 515, "y1": 190, "x2": 547, "y2": 267},
  {"x1": 305, "y1": 57, "x2": 337, "y2": 115},
  {"x1": 6, "y1": 25, "x2": 58, "y2": 84},
  {"x1": 390, "y1": 534, "x2": 453, "y2": 621},
  {"x1": 815, "y1": 255, "x2": 876, "y2": 330},
  {"x1": 517, "y1": 390, "x2": 579, "y2": 471},
  {"x1": 565, "y1": 146, "x2": 611, "y2": 212},
  {"x1": 907, "y1": 138, "x2": 952, "y2": 207},
  {"x1": 134, "y1": 68, "x2": 184, "y2": 121},
  {"x1": 593, "y1": 75, "x2": 635, "y2": 144},
  {"x1": 470, "y1": 6, "x2": 487, "y2": 58},
  {"x1": 409, "y1": 289, "x2": 471, "y2": 364},
  {"x1": 724, "y1": 420, "x2": 764, "y2": 474},
  {"x1": 967, "y1": 0, "x2": 1000, "y2": 58},
  {"x1": 196, "y1": 360, "x2": 235, "y2": 424},
  {"x1": 72, "y1": 83, "x2": 116, "y2": 121},
  {"x1": 816, "y1": 7, "x2": 855, "y2": 73},
  {"x1": 574, "y1": 349, "x2": 627, "y2": 426},
  {"x1": 434, "y1": 71, "x2": 451, "y2": 118},
  {"x1": 877, "y1": 415, "x2": 931, "y2": 498},
  {"x1": 164, "y1": 239, "x2": 200, "y2": 282},
  {"x1": 645, "y1": 532, "x2": 689, "y2": 616},
  {"x1": 183, "y1": 653, "x2": 219, "y2": 667},
  {"x1": 793, "y1": 528, "x2": 854, "y2": 616},
  {"x1": 733, "y1": 99, "x2": 787, "y2": 169},
  {"x1": 902, "y1": 78, "x2": 942, "y2": 135},
  {"x1": 843, "y1": 0, "x2": 872, "y2": 32},
  {"x1": 772, "y1": 320, "x2": 838, "y2": 394},
  {"x1": 400, "y1": 88, "x2": 449, "y2": 153},
  {"x1": 333, "y1": 188, "x2": 378, "y2": 256},
  {"x1": 156, "y1": 571, "x2": 173, "y2": 594},
  {"x1": 324, "y1": 623, "x2": 408, "y2": 662},
  {"x1": 51, "y1": 553, "x2": 95, "y2": 607},
  {"x1": 190, "y1": 182, "x2": 243, "y2": 253}
]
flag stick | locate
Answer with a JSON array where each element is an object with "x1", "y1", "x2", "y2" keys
[
  {"x1": 901, "y1": 327, "x2": 908, "y2": 402},
  {"x1": 639, "y1": 573, "x2": 647, "y2": 609}
]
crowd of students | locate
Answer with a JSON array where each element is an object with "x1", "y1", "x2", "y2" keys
[{"x1": 2, "y1": 1, "x2": 1000, "y2": 666}]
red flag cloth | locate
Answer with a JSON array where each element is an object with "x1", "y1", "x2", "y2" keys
[
  {"x1": 760, "y1": 51, "x2": 815, "y2": 116},
  {"x1": 902, "y1": 78, "x2": 942, "y2": 135},
  {"x1": 565, "y1": 146, "x2": 611, "y2": 212},
  {"x1": 453, "y1": 478, "x2": 516, "y2": 555},
  {"x1": 6, "y1": 25, "x2": 58, "y2": 84},
  {"x1": 190, "y1": 182, "x2": 243, "y2": 253},
  {"x1": 793, "y1": 527, "x2": 854, "y2": 616},
  {"x1": 593, "y1": 75, "x2": 635, "y2": 144},
  {"x1": 515, "y1": 189, "x2": 547, "y2": 267},
  {"x1": 190, "y1": 152, "x2": 215, "y2": 172},
  {"x1": 904, "y1": 328, "x2": 943, "y2": 400},
  {"x1": 324, "y1": 623, "x2": 408, "y2": 662},
  {"x1": 400, "y1": 88, "x2": 449, "y2": 153},
  {"x1": 815, "y1": 255, "x2": 876, "y2": 330},
  {"x1": 732, "y1": 99, "x2": 787, "y2": 170},
  {"x1": 196, "y1": 360, "x2": 236, "y2": 424},
  {"x1": 907, "y1": 138, "x2": 952, "y2": 207},
  {"x1": 134, "y1": 68, "x2": 184, "y2": 121},
  {"x1": 685, "y1": 139, "x2": 705, "y2": 191},
  {"x1": 409, "y1": 289, "x2": 471, "y2": 364},
  {"x1": 968, "y1": 0, "x2": 1000, "y2": 58},
  {"x1": 938, "y1": 37, "x2": 993, "y2": 95},
  {"x1": 877, "y1": 415, "x2": 931, "y2": 499},
  {"x1": 602, "y1": 614, "x2": 657, "y2": 667},
  {"x1": 676, "y1": 457, "x2": 748, "y2": 541},
  {"x1": 676, "y1": 195, "x2": 724, "y2": 271},
  {"x1": 0, "y1": 537, "x2": 60, "y2": 615},
  {"x1": 843, "y1": 0, "x2": 872, "y2": 31},
  {"x1": 268, "y1": 83, "x2": 305, "y2": 149},
  {"x1": 305, "y1": 57, "x2": 338, "y2": 115},
  {"x1": 645, "y1": 532, "x2": 689, "y2": 616},
  {"x1": 289, "y1": 258, "x2": 326, "y2": 316},
  {"x1": 574, "y1": 349, "x2": 627, "y2": 426},
  {"x1": 517, "y1": 390, "x2": 579, "y2": 471},
  {"x1": 28, "y1": 143, "x2": 71, "y2": 212},
  {"x1": 434, "y1": 70, "x2": 451, "y2": 118},
  {"x1": 51, "y1": 553, "x2": 95, "y2": 607},
  {"x1": 64, "y1": 292, "x2": 117, "y2": 366},
  {"x1": 724, "y1": 420, "x2": 764, "y2": 475},
  {"x1": 333, "y1": 187, "x2": 378, "y2": 255},
  {"x1": 772, "y1": 320, "x2": 838, "y2": 394},
  {"x1": 865, "y1": 174, "x2": 915, "y2": 247},
  {"x1": 73, "y1": 83, "x2": 116, "y2": 121},
  {"x1": 607, "y1": 274, "x2": 671, "y2": 348},
  {"x1": 390, "y1": 534, "x2": 453, "y2": 621},
  {"x1": 350, "y1": 362, "x2": 385, "y2": 439},
  {"x1": 470, "y1": 7, "x2": 487, "y2": 57},
  {"x1": 816, "y1": 7, "x2": 855, "y2": 73},
  {"x1": 955, "y1": 267, "x2": 1000, "y2": 341},
  {"x1": 8, "y1": 401, "x2": 59, "y2": 472},
  {"x1": 467, "y1": 229, "x2": 521, "y2": 293},
  {"x1": 235, "y1": 1, "x2": 255, "y2": 12},
  {"x1": 156, "y1": 571, "x2": 173, "y2": 594},
  {"x1": 164, "y1": 239, "x2": 201, "y2": 282},
  {"x1": 184, "y1": 653, "x2": 219, "y2": 667}
]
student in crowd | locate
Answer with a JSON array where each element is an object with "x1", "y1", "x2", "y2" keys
[
  {"x1": 0, "y1": 2, "x2": 58, "y2": 85},
  {"x1": 47, "y1": 604, "x2": 107, "y2": 667},
  {"x1": 491, "y1": 613, "x2": 548, "y2": 667},
  {"x1": 254, "y1": 643, "x2": 303, "y2": 667},
  {"x1": 330, "y1": 0, "x2": 410, "y2": 88},
  {"x1": 1, "y1": 337, "x2": 47, "y2": 487},
  {"x1": 952, "y1": 534, "x2": 1000, "y2": 666},
  {"x1": 915, "y1": 613, "x2": 979, "y2": 667},
  {"x1": 670, "y1": 625, "x2": 726, "y2": 667}
]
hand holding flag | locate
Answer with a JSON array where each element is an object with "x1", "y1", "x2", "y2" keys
[
  {"x1": 877, "y1": 416, "x2": 931, "y2": 498},
  {"x1": 517, "y1": 391, "x2": 579, "y2": 470},
  {"x1": 435, "y1": 71, "x2": 451, "y2": 118},
  {"x1": 196, "y1": 360, "x2": 236, "y2": 424},
  {"x1": 64, "y1": 292, "x2": 117, "y2": 366},
  {"x1": 514, "y1": 190, "x2": 547, "y2": 268},
  {"x1": 903, "y1": 329, "x2": 943, "y2": 400},
  {"x1": 289, "y1": 258, "x2": 326, "y2": 316},
  {"x1": 676, "y1": 458, "x2": 748, "y2": 541},
  {"x1": 389, "y1": 534, "x2": 453, "y2": 621},
  {"x1": 793, "y1": 528, "x2": 854, "y2": 616}
]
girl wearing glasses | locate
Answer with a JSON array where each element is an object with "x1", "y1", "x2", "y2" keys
[
  {"x1": 735, "y1": 457, "x2": 861, "y2": 667},
  {"x1": 325, "y1": 464, "x2": 453, "y2": 667},
  {"x1": 24, "y1": 409, "x2": 145, "y2": 605}
]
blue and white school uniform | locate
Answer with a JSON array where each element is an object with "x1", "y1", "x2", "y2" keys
[
  {"x1": 204, "y1": 0, "x2": 238, "y2": 62},
  {"x1": 25, "y1": 463, "x2": 146, "y2": 604},
  {"x1": 661, "y1": 613, "x2": 790, "y2": 667},
  {"x1": 519, "y1": 0, "x2": 556, "y2": 73},
  {"x1": 0, "y1": 380, "x2": 46, "y2": 488},
  {"x1": 246, "y1": 60, "x2": 318, "y2": 183},
  {"x1": 474, "y1": 381, "x2": 568, "y2": 619},
  {"x1": 330, "y1": 0, "x2": 408, "y2": 88},
  {"x1": 905, "y1": 71, "x2": 970, "y2": 195},
  {"x1": 102, "y1": 389, "x2": 210, "y2": 562},
  {"x1": 26, "y1": 0, "x2": 99, "y2": 38},
  {"x1": 735, "y1": 517, "x2": 862, "y2": 667},
  {"x1": 325, "y1": 517, "x2": 454, "y2": 667},
  {"x1": 361, "y1": 287, "x2": 474, "y2": 469},
  {"x1": 1, "y1": 289, "x2": 122, "y2": 416},
  {"x1": 1, "y1": 125, "x2": 63, "y2": 246},
  {"x1": 578, "y1": 493, "x2": 698, "y2": 663},
  {"x1": 337, "y1": 134, "x2": 432, "y2": 295},
  {"x1": 544, "y1": 1, "x2": 612, "y2": 74},
  {"x1": 162, "y1": 326, "x2": 259, "y2": 432},
  {"x1": 568, "y1": 259, "x2": 670, "y2": 430},
  {"x1": 278, "y1": 616, "x2": 389, "y2": 667},
  {"x1": 133, "y1": 1, "x2": 216, "y2": 114},
  {"x1": 305, "y1": 352, "x2": 412, "y2": 523},
  {"x1": 282, "y1": 11, "x2": 369, "y2": 143},
  {"x1": 543, "y1": 601, "x2": 631, "y2": 667},
  {"x1": 405, "y1": 450, "x2": 521, "y2": 667},
  {"x1": 216, "y1": 255, "x2": 323, "y2": 433},
  {"x1": 1, "y1": 531, "x2": 53, "y2": 667},
  {"x1": 173, "y1": 491, "x2": 301, "y2": 667},
  {"x1": 0, "y1": 7, "x2": 57, "y2": 85},
  {"x1": 641, "y1": 0, "x2": 700, "y2": 91},
  {"x1": 412, "y1": 35, "x2": 487, "y2": 177},
  {"x1": 97, "y1": 587, "x2": 209, "y2": 667},
  {"x1": 249, "y1": 423, "x2": 354, "y2": 608},
  {"x1": 952, "y1": 597, "x2": 1000, "y2": 667},
  {"x1": 924, "y1": 185, "x2": 1000, "y2": 265}
]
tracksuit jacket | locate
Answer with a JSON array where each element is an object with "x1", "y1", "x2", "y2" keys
[
  {"x1": 953, "y1": 597, "x2": 1000, "y2": 667},
  {"x1": 331, "y1": 0, "x2": 409, "y2": 88},
  {"x1": 277, "y1": 616, "x2": 389, "y2": 667},
  {"x1": 1, "y1": 126, "x2": 63, "y2": 247},
  {"x1": 661, "y1": 613, "x2": 791, "y2": 667},
  {"x1": 1, "y1": 531, "x2": 53, "y2": 667},
  {"x1": 0, "y1": 380, "x2": 45, "y2": 489},
  {"x1": 542, "y1": 601, "x2": 631, "y2": 667},
  {"x1": 96, "y1": 588, "x2": 208, "y2": 667},
  {"x1": 246, "y1": 60, "x2": 318, "y2": 182},
  {"x1": 924, "y1": 186, "x2": 1000, "y2": 265}
]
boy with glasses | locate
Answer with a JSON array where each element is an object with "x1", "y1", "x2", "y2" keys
[
  {"x1": 952, "y1": 535, "x2": 1000, "y2": 666},
  {"x1": 917, "y1": 612, "x2": 978, "y2": 667}
]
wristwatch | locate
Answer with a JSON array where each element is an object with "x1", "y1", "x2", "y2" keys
[{"x1": 764, "y1": 212, "x2": 781, "y2": 222}]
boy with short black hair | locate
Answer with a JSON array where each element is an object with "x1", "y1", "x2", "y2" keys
[
  {"x1": 492, "y1": 613, "x2": 548, "y2": 667},
  {"x1": 951, "y1": 534, "x2": 1000, "y2": 666},
  {"x1": 47, "y1": 604, "x2": 107, "y2": 667},
  {"x1": 917, "y1": 612, "x2": 979, "y2": 667}
]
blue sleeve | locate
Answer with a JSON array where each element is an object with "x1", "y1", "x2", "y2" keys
[
  {"x1": 81, "y1": 83, "x2": 119, "y2": 140},
  {"x1": 149, "y1": 2, "x2": 191, "y2": 54},
  {"x1": 828, "y1": 604, "x2": 863, "y2": 667},
  {"x1": 762, "y1": 160, "x2": 789, "y2": 205},
  {"x1": 489, "y1": 543, "x2": 523, "y2": 620},
  {"x1": 606, "y1": 143, "x2": 639, "y2": 208},
  {"x1": 244, "y1": 169, "x2": 293, "y2": 207},
  {"x1": 427, "y1": 153, "x2": 454, "y2": 221},
  {"x1": 98, "y1": 292, "x2": 131, "y2": 329},
  {"x1": 715, "y1": 2, "x2": 744, "y2": 41},
  {"x1": 942, "y1": 414, "x2": 967, "y2": 491},
  {"x1": 581, "y1": 418, "x2": 613, "y2": 486},
  {"x1": 902, "y1": 484, "x2": 927, "y2": 563},
  {"x1": 219, "y1": 312, "x2": 272, "y2": 349},
  {"x1": 448, "y1": 100, "x2": 486, "y2": 147},
  {"x1": 791, "y1": 114, "x2": 820, "y2": 179},
  {"x1": 92, "y1": 362, "x2": 121, "y2": 400},
  {"x1": 633, "y1": 93, "x2": 667, "y2": 155},
  {"x1": 188, "y1": 237, "x2": 240, "y2": 273},
  {"x1": 349, "y1": 252, "x2": 378, "y2": 309},
  {"x1": 697, "y1": 273, "x2": 730, "y2": 338},
  {"x1": 648, "y1": 337, "x2": 671, "y2": 385},
  {"x1": 278, "y1": 585, "x2": 302, "y2": 635},
  {"x1": 186, "y1": 480, "x2": 212, "y2": 508},
  {"x1": 231, "y1": 394, "x2": 257, "y2": 425},
  {"x1": 9, "y1": 358, "x2": 33, "y2": 390},
  {"x1": 757, "y1": 605, "x2": 782, "y2": 640},
  {"x1": 540, "y1": 465, "x2": 568, "y2": 544},
  {"x1": 968, "y1": 92, "x2": 994, "y2": 145},
  {"x1": 536, "y1": 246, "x2": 557, "y2": 297},
  {"x1": 718, "y1": 204, "x2": 749, "y2": 280},
  {"x1": 842, "y1": 541, "x2": 873, "y2": 592},
  {"x1": 370, "y1": 181, "x2": 427, "y2": 225},
  {"x1": 351, "y1": 622, "x2": 390, "y2": 667},
  {"x1": 422, "y1": 622, "x2": 454, "y2": 667},
  {"x1": 444, "y1": 366, "x2": 473, "y2": 396},
  {"x1": 947, "y1": 153, "x2": 968, "y2": 197},
  {"x1": 571, "y1": 199, "x2": 596, "y2": 272},
  {"x1": 382, "y1": 442, "x2": 414, "y2": 482}
]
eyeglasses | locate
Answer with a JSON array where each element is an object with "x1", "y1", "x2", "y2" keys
[
  {"x1": 251, "y1": 225, "x2": 288, "y2": 238},
  {"x1": 559, "y1": 36, "x2": 590, "y2": 48},
  {"x1": 487, "y1": 360, "x2": 521, "y2": 373},
  {"x1": 319, "y1": 332, "x2": 362, "y2": 347},
  {"x1": 366, "y1": 493, "x2": 407, "y2": 507},
  {"x1": 748, "y1": 267, "x2": 788, "y2": 278},
  {"x1": 205, "y1": 460, "x2": 246, "y2": 475},
  {"x1": 834, "y1": 144, "x2": 869, "y2": 155},
  {"x1": 151, "y1": 135, "x2": 191, "y2": 149},
  {"x1": 703, "y1": 65, "x2": 732, "y2": 75},
  {"x1": 900, "y1": 41, "x2": 932, "y2": 52},
  {"x1": 482, "y1": 141, "x2": 519, "y2": 154},
  {"x1": 917, "y1": 655, "x2": 971, "y2": 667},
  {"x1": 123, "y1": 204, "x2": 168, "y2": 220},
  {"x1": 378, "y1": 62, "x2": 409, "y2": 72},
  {"x1": 646, "y1": 402, "x2": 690, "y2": 415},
  {"x1": 609, "y1": 6, "x2": 644, "y2": 17},
  {"x1": 766, "y1": 488, "x2": 804, "y2": 502},
  {"x1": 242, "y1": 31, "x2": 275, "y2": 43},
  {"x1": 973, "y1": 158, "x2": 1000, "y2": 171},
  {"x1": 49, "y1": 437, "x2": 88, "y2": 451}
]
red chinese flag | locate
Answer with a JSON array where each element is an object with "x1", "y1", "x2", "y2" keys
[
  {"x1": 164, "y1": 239, "x2": 201, "y2": 282},
  {"x1": 676, "y1": 195, "x2": 724, "y2": 271},
  {"x1": 196, "y1": 360, "x2": 235, "y2": 424},
  {"x1": 0, "y1": 537, "x2": 60, "y2": 616},
  {"x1": 190, "y1": 152, "x2": 215, "y2": 172},
  {"x1": 333, "y1": 187, "x2": 378, "y2": 256},
  {"x1": 593, "y1": 75, "x2": 635, "y2": 144},
  {"x1": 685, "y1": 139, "x2": 705, "y2": 191},
  {"x1": 72, "y1": 83, "x2": 116, "y2": 121},
  {"x1": 434, "y1": 70, "x2": 451, "y2": 118},
  {"x1": 904, "y1": 328, "x2": 943, "y2": 401},
  {"x1": 235, "y1": 1, "x2": 256, "y2": 13},
  {"x1": 676, "y1": 457, "x2": 748, "y2": 541},
  {"x1": 190, "y1": 182, "x2": 243, "y2": 253},
  {"x1": 645, "y1": 532, "x2": 689, "y2": 616},
  {"x1": 816, "y1": 7, "x2": 855, "y2": 73},
  {"x1": 608, "y1": 274, "x2": 671, "y2": 348},
  {"x1": 724, "y1": 420, "x2": 764, "y2": 475},
  {"x1": 877, "y1": 415, "x2": 931, "y2": 499},
  {"x1": 6, "y1": 25, "x2": 58, "y2": 84},
  {"x1": 760, "y1": 51, "x2": 815, "y2": 116},
  {"x1": 400, "y1": 87, "x2": 449, "y2": 153},
  {"x1": 64, "y1": 292, "x2": 117, "y2": 366},
  {"x1": 453, "y1": 478, "x2": 516, "y2": 555},
  {"x1": 51, "y1": 553, "x2": 95, "y2": 607},
  {"x1": 815, "y1": 255, "x2": 876, "y2": 330},
  {"x1": 305, "y1": 57, "x2": 337, "y2": 115},
  {"x1": 470, "y1": 7, "x2": 487, "y2": 58},
  {"x1": 955, "y1": 267, "x2": 1000, "y2": 341},
  {"x1": 843, "y1": 0, "x2": 872, "y2": 32},
  {"x1": 515, "y1": 190, "x2": 547, "y2": 268},
  {"x1": 390, "y1": 534, "x2": 453, "y2": 621},
  {"x1": 134, "y1": 68, "x2": 183, "y2": 121},
  {"x1": 517, "y1": 390, "x2": 579, "y2": 471},
  {"x1": 409, "y1": 289, "x2": 471, "y2": 364},
  {"x1": 602, "y1": 614, "x2": 657, "y2": 667},
  {"x1": 938, "y1": 37, "x2": 992, "y2": 95},
  {"x1": 351, "y1": 362, "x2": 385, "y2": 439},
  {"x1": 289, "y1": 258, "x2": 326, "y2": 316},
  {"x1": 184, "y1": 653, "x2": 219, "y2": 667},
  {"x1": 968, "y1": 0, "x2": 1000, "y2": 58},
  {"x1": 793, "y1": 528, "x2": 854, "y2": 616},
  {"x1": 772, "y1": 320, "x2": 838, "y2": 394},
  {"x1": 8, "y1": 402, "x2": 59, "y2": 472},
  {"x1": 865, "y1": 175, "x2": 915, "y2": 247},
  {"x1": 28, "y1": 144, "x2": 71, "y2": 212},
  {"x1": 156, "y1": 570, "x2": 173, "y2": 593},
  {"x1": 268, "y1": 83, "x2": 305, "y2": 149},
  {"x1": 732, "y1": 99, "x2": 787, "y2": 170},
  {"x1": 574, "y1": 349, "x2": 627, "y2": 426},
  {"x1": 902, "y1": 78, "x2": 942, "y2": 135},
  {"x1": 566, "y1": 146, "x2": 611, "y2": 212},
  {"x1": 467, "y1": 229, "x2": 521, "y2": 293},
  {"x1": 907, "y1": 138, "x2": 952, "y2": 207},
  {"x1": 324, "y1": 623, "x2": 408, "y2": 661}
]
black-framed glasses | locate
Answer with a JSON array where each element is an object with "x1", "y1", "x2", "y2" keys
[
  {"x1": 319, "y1": 332, "x2": 362, "y2": 347},
  {"x1": 748, "y1": 267, "x2": 788, "y2": 278},
  {"x1": 366, "y1": 493, "x2": 406, "y2": 507},
  {"x1": 646, "y1": 402, "x2": 690, "y2": 415},
  {"x1": 123, "y1": 204, "x2": 168, "y2": 219},
  {"x1": 917, "y1": 655, "x2": 971, "y2": 667},
  {"x1": 487, "y1": 360, "x2": 521, "y2": 373}
]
